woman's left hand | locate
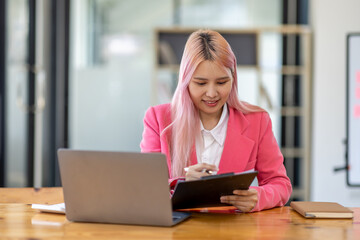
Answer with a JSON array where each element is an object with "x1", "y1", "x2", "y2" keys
[{"x1": 220, "y1": 188, "x2": 258, "y2": 212}]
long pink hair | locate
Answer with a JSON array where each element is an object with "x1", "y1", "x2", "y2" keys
[{"x1": 163, "y1": 29, "x2": 263, "y2": 177}]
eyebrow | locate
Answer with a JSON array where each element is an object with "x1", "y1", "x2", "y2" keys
[{"x1": 193, "y1": 76, "x2": 230, "y2": 81}]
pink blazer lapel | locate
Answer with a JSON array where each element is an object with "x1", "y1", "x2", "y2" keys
[{"x1": 218, "y1": 107, "x2": 255, "y2": 174}]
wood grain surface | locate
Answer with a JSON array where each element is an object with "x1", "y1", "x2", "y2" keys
[
  {"x1": 0, "y1": 203, "x2": 359, "y2": 240},
  {"x1": 0, "y1": 187, "x2": 63, "y2": 204}
]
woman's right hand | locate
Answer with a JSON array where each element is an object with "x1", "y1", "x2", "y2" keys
[{"x1": 185, "y1": 163, "x2": 218, "y2": 181}]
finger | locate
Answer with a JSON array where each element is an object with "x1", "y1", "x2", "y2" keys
[
  {"x1": 232, "y1": 203, "x2": 254, "y2": 213},
  {"x1": 201, "y1": 163, "x2": 218, "y2": 171},
  {"x1": 221, "y1": 195, "x2": 257, "y2": 203},
  {"x1": 185, "y1": 175, "x2": 199, "y2": 181},
  {"x1": 233, "y1": 190, "x2": 256, "y2": 196},
  {"x1": 222, "y1": 199, "x2": 253, "y2": 208},
  {"x1": 220, "y1": 198, "x2": 249, "y2": 207},
  {"x1": 232, "y1": 190, "x2": 250, "y2": 196},
  {"x1": 185, "y1": 170, "x2": 209, "y2": 181},
  {"x1": 190, "y1": 163, "x2": 218, "y2": 172},
  {"x1": 221, "y1": 199, "x2": 256, "y2": 208},
  {"x1": 221, "y1": 195, "x2": 248, "y2": 201},
  {"x1": 220, "y1": 199, "x2": 256, "y2": 212}
]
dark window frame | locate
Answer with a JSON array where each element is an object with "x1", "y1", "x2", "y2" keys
[
  {"x1": 26, "y1": 0, "x2": 37, "y2": 187},
  {"x1": 49, "y1": 0, "x2": 70, "y2": 186},
  {"x1": 0, "y1": 0, "x2": 7, "y2": 187}
]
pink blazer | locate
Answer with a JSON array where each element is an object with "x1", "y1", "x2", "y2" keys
[{"x1": 140, "y1": 103, "x2": 292, "y2": 212}]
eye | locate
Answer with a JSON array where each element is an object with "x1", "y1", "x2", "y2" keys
[
  {"x1": 217, "y1": 81, "x2": 227, "y2": 85},
  {"x1": 195, "y1": 82, "x2": 206, "y2": 86}
]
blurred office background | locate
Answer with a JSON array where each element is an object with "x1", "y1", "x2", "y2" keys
[{"x1": 0, "y1": 0, "x2": 360, "y2": 207}]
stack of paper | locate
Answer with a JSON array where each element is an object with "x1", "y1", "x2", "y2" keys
[{"x1": 31, "y1": 203, "x2": 65, "y2": 214}]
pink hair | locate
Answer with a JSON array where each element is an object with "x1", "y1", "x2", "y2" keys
[{"x1": 163, "y1": 29, "x2": 263, "y2": 178}]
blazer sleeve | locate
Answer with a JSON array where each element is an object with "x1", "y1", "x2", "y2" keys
[
  {"x1": 250, "y1": 113, "x2": 292, "y2": 212},
  {"x1": 140, "y1": 107, "x2": 185, "y2": 188},
  {"x1": 140, "y1": 107, "x2": 161, "y2": 153}
]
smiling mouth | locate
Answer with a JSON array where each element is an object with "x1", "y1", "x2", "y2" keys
[{"x1": 203, "y1": 100, "x2": 219, "y2": 106}]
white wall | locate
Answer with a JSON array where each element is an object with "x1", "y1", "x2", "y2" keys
[{"x1": 311, "y1": 0, "x2": 360, "y2": 206}]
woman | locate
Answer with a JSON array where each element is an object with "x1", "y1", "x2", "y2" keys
[{"x1": 140, "y1": 29, "x2": 292, "y2": 212}]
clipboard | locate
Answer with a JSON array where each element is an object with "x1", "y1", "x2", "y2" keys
[{"x1": 171, "y1": 171, "x2": 258, "y2": 210}]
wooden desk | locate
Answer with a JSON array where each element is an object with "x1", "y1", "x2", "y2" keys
[
  {"x1": 0, "y1": 187, "x2": 63, "y2": 204},
  {"x1": 0, "y1": 204, "x2": 359, "y2": 239}
]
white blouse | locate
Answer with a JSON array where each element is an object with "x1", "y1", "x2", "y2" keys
[{"x1": 195, "y1": 103, "x2": 229, "y2": 173}]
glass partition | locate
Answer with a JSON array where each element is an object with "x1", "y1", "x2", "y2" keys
[
  {"x1": 69, "y1": 0, "x2": 282, "y2": 151},
  {"x1": 5, "y1": 0, "x2": 29, "y2": 186},
  {"x1": 69, "y1": 0, "x2": 173, "y2": 151}
]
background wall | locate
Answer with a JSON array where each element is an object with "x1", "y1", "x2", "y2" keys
[{"x1": 311, "y1": 0, "x2": 360, "y2": 206}]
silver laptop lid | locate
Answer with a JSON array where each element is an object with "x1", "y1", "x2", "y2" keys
[{"x1": 58, "y1": 149, "x2": 174, "y2": 226}]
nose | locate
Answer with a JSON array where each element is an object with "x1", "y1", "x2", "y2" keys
[{"x1": 205, "y1": 84, "x2": 218, "y2": 98}]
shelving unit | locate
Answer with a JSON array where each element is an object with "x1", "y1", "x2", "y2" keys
[{"x1": 153, "y1": 26, "x2": 312, "y2": 202}]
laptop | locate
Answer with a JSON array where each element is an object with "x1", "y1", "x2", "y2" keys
[{"x1": 57, "y1": 149, "x2": 190, "y2": 227}]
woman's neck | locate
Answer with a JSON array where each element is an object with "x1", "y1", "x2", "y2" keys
[{"x1": 199, "y1": 107, "x2": 223, "y2": 130}]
